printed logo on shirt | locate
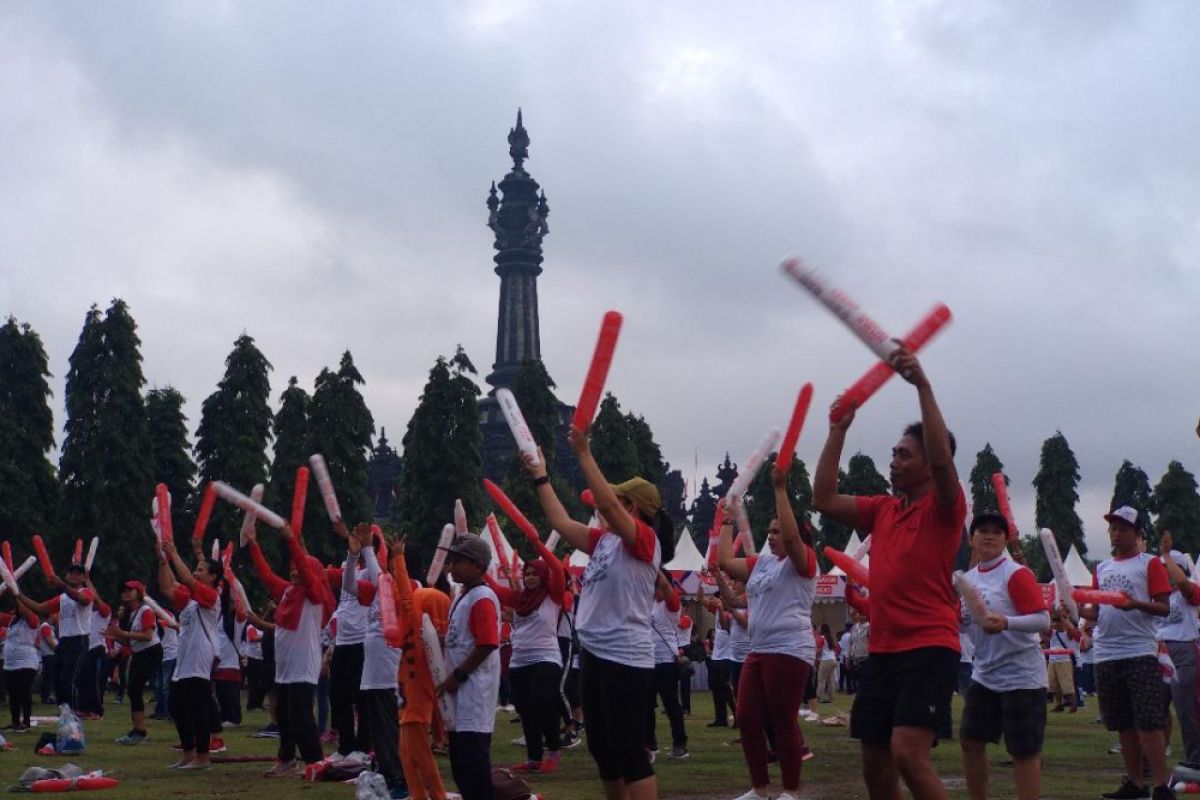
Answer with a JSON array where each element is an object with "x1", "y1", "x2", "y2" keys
[
  {"x1": 1100, "y1": 571, "x2": 1137, "y2": 596},
  {"x1": 582, "y1": 540, "x2": 613, "y2": 588}
]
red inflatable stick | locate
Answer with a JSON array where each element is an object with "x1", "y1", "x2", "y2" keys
[
  {"x1": 31, "y1": 535, "x2": 54, "y2": 578},
  {"x1": 581, "y1": 489, "x2": 595, "y2": 509},
  {"x1": 571, "y1": 311, "x2": 623, "y2": 433},
  {"x1": 193, "y1": 482, "x2": 218, "y2": 544},
  {"x1": 829, "y1": 304, "x2": 952, "y2": 423},
  {"x1": 1043, "y1": 648, "x2": 1074, "y2": 657},
  {"x1": 371, "y1": 524, "x2": 388, "y2": 566},
  {"x1": 292, "y1": 466, "x2": 310, "y2": 535},
  {"x1": 378, "y1": 573, "x2": 402, "y2": 647},
  {"x1": 775, "y1": 383, "x2": 814, "y2": 473},
  {"x1": 1072, "y1": 588, "x2": 1129, "y2": 607},
  {"x1": 705, "y1": 502, "x2": 726, "y2": 567},
  {"x1": 990, "y1": 473, "x2": 1019, "y2": 542},
  {"x1": 31, "y1": 776, "x2": 120, "y2": 792},
  {"x1": 824, "y1": 546, "x2": 869, "y2": 587},
  {"x1": 485, "y1": 514, "x2": 517, "y2": 588},
  {"x1": 72, "y1": 539, "x2": 83, "y2": 565},
  {"x1": 155, "y1": 483, "x2": 174, "y2": 548},
  {"x1": 483, "y1": 479, "x2": 540, "y2": 542},
  {"x1": 2, "y1": 541, "x2": 12, "y2": 573}
]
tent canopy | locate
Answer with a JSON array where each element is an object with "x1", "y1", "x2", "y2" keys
[
  {"x1": 664, "y1": 527, "x2": 706, "y2": 572},
  {"x1": 1063, "y1": 545, "x2": 1093, "y2": 587}
]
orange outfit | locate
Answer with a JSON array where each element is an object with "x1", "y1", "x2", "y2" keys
[{"x1": 391, "y1": 555, "x2": 449, "y2": 800}]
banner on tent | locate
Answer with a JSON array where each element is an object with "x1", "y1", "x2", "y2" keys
[{"x1": 815, "y1": 575, "x2": 845, "y2": 603}]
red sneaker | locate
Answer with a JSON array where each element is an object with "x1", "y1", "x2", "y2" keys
[
  {"x1": 511, "y1": 761, "x2": 541, "y2": 773},
  {"x1": 540, "y1": 752, "x2": 561, "y2": 773},
  {"x1": 209, "y1": 737, "x2": 227, "y2": 753}
]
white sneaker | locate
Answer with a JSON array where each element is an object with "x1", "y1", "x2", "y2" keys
[
  {"x1": 346, "y1": 750, "x2": 371, "y2": 765},
  {"x1": 511, "y1": 736, "x2": 526, "y2": 747},
  {"x1": 731, "y1": 790, "x2": 771, "y2": 800},
  {"x1": 777, "y1": 793, "x2": 800, "y2": 800}
]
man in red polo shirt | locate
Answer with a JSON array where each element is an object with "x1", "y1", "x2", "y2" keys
[{"x1": 813, "y1": 346, "x2": 965, "y2": 800}]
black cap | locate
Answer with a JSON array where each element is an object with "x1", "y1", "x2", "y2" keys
[
  {"x1": 970, "y1": 511, "x2": 1009, "y2": 535},
  {"x1": 440, "y1": 534, "x2": 491, "y2": 568}
]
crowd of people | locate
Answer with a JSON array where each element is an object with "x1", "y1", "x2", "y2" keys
[{"x1": 0, "y1": 344, "x2": 1196, "y2": 800}]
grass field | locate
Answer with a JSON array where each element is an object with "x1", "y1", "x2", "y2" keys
[{"x1": 0, "y1": 693, "x2": 1147, "y2": 798}]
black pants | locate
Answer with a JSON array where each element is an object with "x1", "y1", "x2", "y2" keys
[
  {"x1": 362, "y1": 688, "x2": 406, "y2": 791},
  {"x1": 646, "y1": 661, "x2": 687, "y2": 749},
  {"x1": 277, "y1": 681, "x2": 323, "y2": 765},
  {"x1": 127, "y1": 645, "x2": 162, "y2": 716},
  {"x1": 329, "y1": 643, "x2": 368, "y2": 755},
  {"x1": 709, "y1": 659, "x2": 733, "y2": 725},
  {"x1": 216, "y1": 678, "x2": 242, "y2": 725},
  {"x1": 54, "y1": 635, "x2": 88, "y2": 711},
  {"x1": 581, "y1": 648, "x2": 654, "y2": 784},
  {"x1": 245, "y1": 659, "x2": 269, "y2": 710},
  {"x1": 449, "y1": 730, "x2": 494, "y2": 800},
  {"x1": 510, "y1": 661, "x2": 562, "y2": 762},
  {"x1": 170, "y1": 677, "x2": 212, "y2": 753},
  {"x1": 680, "y1": 668, "x2": 692, "y2": 714},
  {"x1": 39, "y1": 655, "x2": 56, "y2": 703},
  {"x1": 77, "y1": 645, "x2": 105, "y2": 715},
  {"x1": 5, "y1": 668, "x2": 35, "y2": 727}
]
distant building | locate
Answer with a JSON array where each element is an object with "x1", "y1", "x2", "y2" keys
[{"x1": 367, "y1": 427, "x2": 403, "y2": 521}]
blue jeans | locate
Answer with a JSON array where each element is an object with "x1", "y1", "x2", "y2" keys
[{"x1": 154, "y1": 660, "x2": 176, "y2": 718}]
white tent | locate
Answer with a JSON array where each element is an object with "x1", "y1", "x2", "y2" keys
[
  {"x1": 1063, "y1": 545, "x2": 1093, "y2": 587},
  {"x1": 664, "y1": 528, "x2": 706, "y2": 572}
]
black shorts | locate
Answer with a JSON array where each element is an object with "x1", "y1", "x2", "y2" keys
[
  {"x1": 1095, "y1": 655, "x2": 1169, "y2": 732},
  {"x1": 850, "y1": 646, "x2": 959, "y2": 745},
  {"x1": 959, "y1": 683, "x2": 1046, "y2": 757},
  {"x1": 802, "y1": 661, "x2": 818, "y2": 703}
]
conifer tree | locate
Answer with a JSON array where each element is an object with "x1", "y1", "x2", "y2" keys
[
  {"x1": 1153, "y1": 461, "x2": 1200, "y2": 553},
  {"x1": 395, "y1": 347, "x2": 485, "y2": 573},
  {"x1": 627, "y1": 413, "x2": 667, "y2": 487},
  {"x1": 589, "y1": 394, "x2": 638, "y2": 484},
  {"x1": 146, "y1": 387, "x2": 195, "y2": 551},
  {"x1": 743, "y1": 454, "x2": 813, "y2": 549},
  {"x1": 1111, "y1": 460, "x2": 1154, "y2": 519},
  {"x1": 194, "y1": 334, "x2": 273, "y2": 543},
  {"x1": 969, "y1": 443, "x2": 1006, "y2": 515},
  {"x1": 1033, "y1": 431, "x2": 1085, "y2": 557},
  {"x1": 689, "y1": 477, "x2": 719, "y2": 552},
  {"x1": 0, "y1": 317, "x2": 57, "y2": 542},
  {"x1": 662, "y1": 469, "x2": 687, "y2": 529},
  {"x1": 58, "y1": 300, "x2": 155, "y2": 587}
]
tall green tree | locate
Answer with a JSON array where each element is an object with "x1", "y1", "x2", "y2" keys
[
  {"x1": 1111, "y1": 460, "x2": 1154, "y2": 520},
  {"x1": 1153, "y1": 461, "x2": 1200, "y2": 553},
  {"x1": 969, "y1": 443, "x2": 1006, "y2": 515},
  {"x1": 307, "y1": 352, "x2": 376, "y2": 563},
  {"x1": 1033, "y1": 431, "x2": 1085, "y2": 557},
  {"x1": 146, "y1": 387, "x2": 195, "y2": 551},
  {"x1": 261, "y1": 376, "x2": 312, "y2": 569},
  {"x1": 0, "y1": 317, "x2": 57, "y2": 542},
  {"x1": 58, "y1": 300, "x2": 156, "y2": 588},
  {"x1": 194, "y1": 334, "x2": 273, "y2": 544},
  {"x1": 627, "y1": 414, "x2": 667, "y2": 487},
  {"x1": 818, "y1": 453, "x2": 889, "y2": 566},
  {"x1": 589, "y1": 394, "x2": 638, "y2": 484},
  {"x1": 662, "y1": 469, "x2": 687, "y2": 529},
  {"x1": 689, "y1": 477, "x2": 719, "y2": 552},
  {"x1": 395, "y1": 347, "x2": 485, "y2": 574},
  {"x1": 743, "y1": 454, "x2": 813, "y2": 549}
]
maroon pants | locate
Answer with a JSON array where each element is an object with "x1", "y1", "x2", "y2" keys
[{"x1": 736, "y1": 652, "x2": 809, "y2": 790}]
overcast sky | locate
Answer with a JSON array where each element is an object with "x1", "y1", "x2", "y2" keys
[{"x1": 3, "y1": 2, "x2": 1198, "y2": 556}]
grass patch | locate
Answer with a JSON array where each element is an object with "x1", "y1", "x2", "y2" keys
[{"x1": 0, "y1": 693, "x2": 1138, "y2": 798}]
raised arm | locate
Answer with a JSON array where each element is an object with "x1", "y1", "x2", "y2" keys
[
  {"x1": 772, "y1": 465, "x2": 811, "y2": 576},
  {"x1": 567, "y1": 427, "x2": 639, "y2": 547},
  {"x1": 243, "y1": 526, "x2": 289, "y2": 601},
  {"x1": 812, "y1": 402, "x2": 862, "y2": 527},
  {"x1": 484, "y1": 572, "x2": 519, "y2": 607},
  {"x1": 717, "y1": 499, "x2": 750, "y2": 582},
  {"x1": 892, "y1": 348, "x2": 959, "y2": 508},
  {"x1": 523, "y1": 446, "x2": 591, "y2": 549}
]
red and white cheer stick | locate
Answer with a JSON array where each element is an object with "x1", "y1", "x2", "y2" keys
[
  {"x1": 0, "y1": 556, "x2": 21, "y2": 595},
  {"x1": 143, "y1": 595, "x2": 177, "y2": 625},
  {"x1": 781, "y1": 257, "x2": 901, "y2": 361},
  {"x1": 496, "y1": 389, "x2": 540, "y2": 467},
  {"x1": 426, "y1": 524, "x2": 455, "y2": 585},
  {"x1": 84, "y1": 537, "x2": 99, "y2": 572},
  {"x1": 824, "y1": 545, "x2": 869, "y2": 587},
  {"x1": 851, "y1": 535, "x2": 872, "y2": 561},
  {"x1": 991, "y1": 472, "x2": 1027, "y2": 565},
  {"x1": 1072, "y1": 588, "x2": 1129, "y2": 607},
  {"x1": 1040, "y1": 528, "x2": 1079, "y2": 620},
  {"x1": 193, "y1": 482, "x2": 218, "y2": 547},
  {"x1": 422, "y1": 613, "x2": 455, "y2": 729},
  {"x1": 1, "y1": 541, "x2": 11, "y2": 573},
  {"x1": 828, "y1": 304, "x2": 953, "y2": 423},
  {"x1": 308, "y1": 454, "x2": 341, "y2": 522},
  {"x1": 953, "y1": 570, "x2": 990, "y2": 621},
  {"x1": 483, "y1": 479, "x2": 540, "y2": 541},
  {"x1": 775, "y1": 383, "x2": 814, "y2": 473},
  {"x1": 545, "y1": 530, "x2": 561, "y2": 552},
  {"x1": 726, "y1": 428, "x2": 782, "y2": 504},
  {"x1": 31, "y1": 534, "x2": 54, "y2": 578},
  {"x1": 378, "y1": 573, "x2": 403, "y2": 647},
  {"x1": 155, "y1": 483, "x2": 174, "y2": 550},
  {"x1": 485, "y1": 513, "x2": 518, "y2": 588},
  {"x1": 212, "y1": 482, "x2": 286, "y2": 529},
  {"x1": 72, "y1": 539, "x2": 83, "y2": 565},
  {"x1": 706, "y1": 502, "x2": 726, "y2": 567},
  {"x1": 238, "y1": 483, "x2": 264, "y2": 547},
  {"x1": 291, "y1": 466, "x2": 310, "y2": 536},
  {"x1": 572, "y1": 311, "x2": 623, "y2": 433},
  {"x1": 734, "y1": 503, "x2": 754, "y2": 555},
  {"x1": 0, "y1": 556, "x2": 37, "y2": 598},
  {"x1": 454, "y1": 499, "x2": 468, "y2": 535}
]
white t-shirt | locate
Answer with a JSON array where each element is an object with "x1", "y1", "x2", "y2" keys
[
  {"x1": 216, "y1": 617, "x2": 246, "y2": 670},
  {"x1": 1047, "y1": 629, "x2": 1079, "y2": 663},
  {"x1": 445, "y1": 584, "x2": 501, "y2": 734},
  {"x1": 161, "y1": 625, "x2": 179, "y2": 661},
  {"x1": 1157, "y1": 555, "x2": 1200, "y2": 642},
  {"x1": 510, "y1": 595, "x2": 563, "y2": 670},
  {"x1": 172, "y1": 585, "x2": 221, "y2": 682},
  {"x1": 959, "y1": 631, "x2": 975, "y2": 663},
  {"x1": 713, "y1": 626, "x2": 731, "y2": 661},
  {"x1": 275, "y1": 596, "x2": 325, "y2": 685},
  {"x1": 745, "y1": 549, "x2": 818, "y2": 663},
  {"x1": 961, "y1": 556, "x2": 1048, "y2": 692},
  {"x1": 358, "y1": 549, "x2": 400, "y2": 691},
  {"x1": 838, "y1": 632, "x2": 852, "y2": 662},
  {"x1": 37, "y1": 623, "x2": 56, "y2": 656},
  {"x1": 335, "y1": 563, "x2": 369, "y2": 646},
  {"x1": 651, "y1": 599, "x2": 681, "y2": 665},
  {"x1": 88, "y1": 608, "x2": 110, "y2": 650},
  {"x1": 1093, "y1": 553, "x2": 1170, "y2": 663},
  {"x1": 577, "y1": 523, "x2": 660, "y2": 670},
  {"x1": 57, "y1": 591, "x2": 92, "y2": 639},
  {"x1": 729, "y1": 613, "x2": 751, "y2": 663},
  {"x1": 3, "y1": 616, "x2": 41, "y2": 670},
  {"x1": 242, "y1": 627, "x2": 263, "y2": 661},
  {"x1": 129, "y1": 604, "x2": 161, "y2": 654}
]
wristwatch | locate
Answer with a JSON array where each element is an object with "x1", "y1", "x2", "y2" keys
[
  {"x1": 453, "y1": 668, "x2": 470, "y2": 683},
  {"x1": 531, "y1": 475, "x2": 550, "y2": 487}
]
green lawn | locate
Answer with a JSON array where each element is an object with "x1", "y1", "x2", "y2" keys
[{"x1": 0, "y1": 693, "x2": 1142, "y2": 798}]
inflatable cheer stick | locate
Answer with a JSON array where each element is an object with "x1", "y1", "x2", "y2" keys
[
  {"x1": 143, "y1": 594, "x2": 177, "y2": 625},
  {"x1": 211, "y1": 539, "x2": 221, "y2": 561},
  {"x1": 485, "y1": 513, "x2": 518, "y2": 588},
  {"x1": 31, "y1": 535, "x2": 54, "y2": 578},
  {"x1": 991, "y1": 473, "x2": 1019, "y2": 543},
  {"x1": 73, "y1": 539, "x2": 83, "y2": 565},
  {"x1": 580, "y1": 489, "x2": 595, "y2": 508},
  {"x1": 734, "y1": 503, "x2": 754, "y2": 555},
  {"x1": 155, "y1": 483, "x2": 174, "y2": 549},
  {"x1": 426, "y1": 524, "x2": 455, "y2": 585},
  {"x1": 706, "y1": 502, "x2": 727, "y2": 567},
  {"x1": 84, "y1": 538, "x2": 99, "y2": 572},
  {"x1": 0, "y1": 556, "x2": 21, "y2": 595},
  {"x1": 371, "y1": 525, "x2": 388, "y2": 567},
  {"x1": 824, "y1": 546, "x2": 869, "y2": 587},
  {"x1": 781, "y1": 257, "x2": 898, "y2": 361},
  {"x1": 236, "y1": 483, "x2": 264, "y2": 547},
  {"x1": 726, "y1": 428, "x2": 783, "y2": 504},
  {"x1": 32, "y1": 776, "x2": 120, "y2": 792},
  {"x1": 545, "y1": 530, "x2": 561, "y2": 552},
  {"x1": 422, "y1": 612, "x2": 456, "y2": 730},
  {"x1": 953, "y1": 570, "x2": 990, "y2": 621},
  {"x1": 1073, "y1": 588, "x2": 1129, "y2": 607},
  {"x1": 193, "y1": 482, "x2": 218, "y2": 545},
  {"x1": 308, "y1": 454, "x2": 341, "y2": 522},
  {"x1": 775, "y1": 383, "x2": 814, "y2": 473},
  {"x1": 496, "y1": 388, "x2": 540, "y2": 467},
  {"x1": 212, "y1": 482, "x2": 286, "y2": 529},
  {"x1": 851, "y1": 534, "x2": 872, "y2": 561},
  {"x1": 829, "y1": 304, "x2": 953, "y2": 423},
  {"x1": 454, "y1": 499, "x2": 468, "y2": 535},
  {"x1": 0, "y1": 556, "x2": 37, "y2": 598},
  {"x1": 291, "y1": 466, "x2": 310, "y2": 536},
  {"x1": 1040, "y1": 528, "x2": 1079, "y2": 620},
  {"x1": 483, "y1": 479, "x2": 540, "y2": 541},
  {"x1": 378, "y1": 573, "x2": 403, "y2": 647},
  {"x1": 572, "y1": 311, "x2": 623, "y2": 432},
  {"x1": 1044, "y1": 648, "x2": 1074, "y2": 657},
  {"x1": 1, "y1": 541, "x2": 12, "y2": 572}
]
